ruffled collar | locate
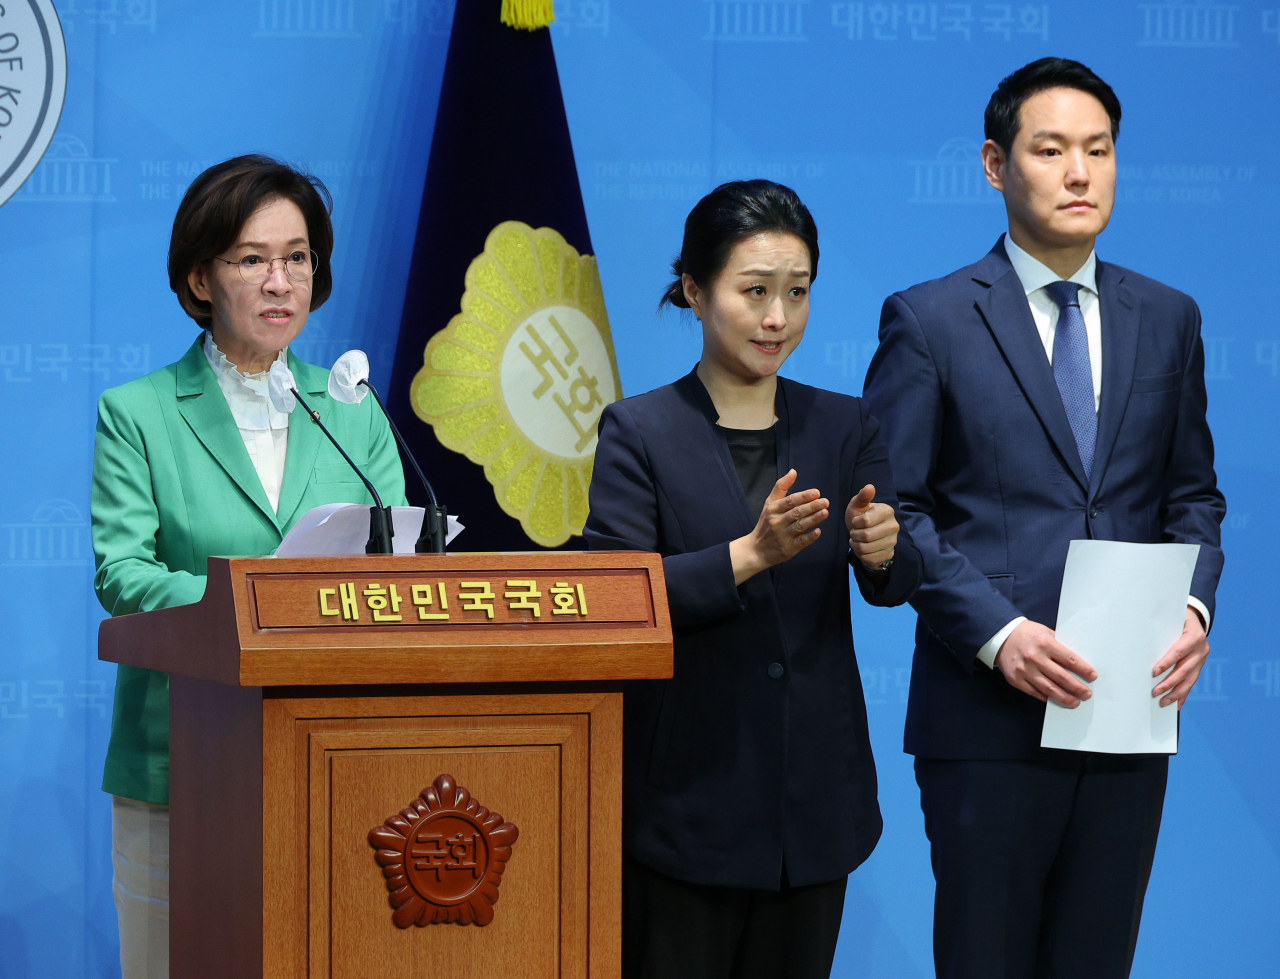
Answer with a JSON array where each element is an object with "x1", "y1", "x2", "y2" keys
[
  {"x1": 203, "y1": 331, "x2": 291, "y2": 430},
  {"x1": 203, "y1": 331, "x2": 288, "y2": 386}
]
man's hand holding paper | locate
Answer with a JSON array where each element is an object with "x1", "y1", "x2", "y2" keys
[
  {"x1": 995, "y1": 621, "x2": 1097, "y2": 708},
  {"x1": 1152, "y1": 607, "x2": 1210, "y2": 709},
  {"x1": 1000, "y1": 604, "x2": 1209, "y2": 711},
  {"x1": 1036, "y1": 540, "x2": 1201, "y2": 754}
]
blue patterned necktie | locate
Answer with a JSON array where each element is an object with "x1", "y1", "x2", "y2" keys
[{"x1": 1044, "y1": 280, "x2": 1096, "y2": 482}]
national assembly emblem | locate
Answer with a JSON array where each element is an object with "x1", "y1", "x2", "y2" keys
[
  {"x1": 410, "y1": 221, "x2": 621, "y2": 547},
  {"x1": 368, "y1": 774, "x2": 520, "y2": 928},
  {"x1": 0, "y1": 1, "x2": 67, "y2": 208}
]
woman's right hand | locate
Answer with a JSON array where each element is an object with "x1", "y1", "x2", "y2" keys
[{"x1": 729, "y1": 469, "x2": 828, "y2": 585}]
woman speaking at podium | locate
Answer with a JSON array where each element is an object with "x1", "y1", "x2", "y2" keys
[
  {"x1": 90, "y1": 156, "x2": 406, "y2": 978},
  {"x1": 586, "y1": 181, "x2": 923, "y2": 979}
]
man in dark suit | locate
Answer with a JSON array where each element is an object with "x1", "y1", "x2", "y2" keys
[{"x1": 862, "y1": 58, "x2": 1225, "y2": 979}]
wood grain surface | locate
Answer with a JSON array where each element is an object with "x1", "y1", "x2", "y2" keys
[
  {"x1": 327, "y1": 738, "x2": 568, "y2": 977},
  {"x1": 169, "y1": 676, "x2": 266, "y2": 979},
  {"x1": 109, "y1": 554, "x2": 648, "y2": 977},
  {"x1": 256, "y1": 689, "x2": 623, "y2": 979},
  {"x1": 98, "y1": 553, "x2": 673, "y2": 687}
]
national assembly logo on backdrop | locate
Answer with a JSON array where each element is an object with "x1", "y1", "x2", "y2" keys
[
  {"x1": 410, "y1": 221, "x2": 620, "y2": 548},
  {"x1": 0, "y1": 1, "x2": 66, "y2": 209}
]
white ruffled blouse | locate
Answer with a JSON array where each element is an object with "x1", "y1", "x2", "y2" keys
[{"x1": 203, "y1": 331, "x2": 290, "y2": 513}]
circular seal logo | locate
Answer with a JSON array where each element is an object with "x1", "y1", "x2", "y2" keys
[
  {"x1": 410, "y1": 221, "x2": 621, "y2": 547},
  {"x1": 0, "y1": 1, "x2": 67, "y2": 209},
  {"x1": 368, "y1": 774, "x2": 519, "y2": 928}
]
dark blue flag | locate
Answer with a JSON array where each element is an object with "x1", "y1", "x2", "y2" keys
[{"x1": 387, "y1": 0, "x2": 620, "y2": 551}]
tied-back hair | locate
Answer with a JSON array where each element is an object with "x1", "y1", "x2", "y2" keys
[
  {"x1": 985, "y1": 58, "x2": 1121, "y2": 153},
  {"x1": 659, "y1": 180, "x2": 819, "y2": 310},
  {"x1": 168, "y1": 154, "x2": 335, "y2": 328}
]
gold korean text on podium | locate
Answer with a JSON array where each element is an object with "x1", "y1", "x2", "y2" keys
[{"x1": 249, "y1": 570, "x2": 652, "y2": 630}]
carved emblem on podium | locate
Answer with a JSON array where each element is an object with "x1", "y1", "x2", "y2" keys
[{"x1": 368, "y1": 774, "x2": 520, "y2": 927}]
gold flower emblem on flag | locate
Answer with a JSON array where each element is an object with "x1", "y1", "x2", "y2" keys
[{"x1": 410, "y1": 221, "x2": 621, "y2": 547}]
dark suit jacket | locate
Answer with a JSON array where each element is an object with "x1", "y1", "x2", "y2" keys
[
  {"x1": 863, "y1": 238, "x2": 1225, "y2": 760},
  {"x1": 584, "y1": 369, "x2": 923, "y2": 889}
]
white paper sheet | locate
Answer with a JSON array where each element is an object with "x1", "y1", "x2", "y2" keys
[
  {"x1": 1040, "y1": 540, "x2": 1199, "y2": 755},
  {"x1": 274, "y1": 504, "x2": 463, "y2": 556}
]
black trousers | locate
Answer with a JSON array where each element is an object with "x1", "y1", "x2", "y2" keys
[
  {"x1": 916, "y1": 752, "x2": 1168, "y2": 979},
  {"x1": 622, "y1": 854, "x2": 848, "y2": 979}
]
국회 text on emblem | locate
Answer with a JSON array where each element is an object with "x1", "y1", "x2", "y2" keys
[
  {"x1": 368, "y1": 774, "x2": 519, "y2": 927},
  {"x1": 410, "y1": 221, "x2": 621, "y2": 547}
]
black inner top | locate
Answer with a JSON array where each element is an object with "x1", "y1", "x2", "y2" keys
[{"x1": 721, "y1": 424, "x2": 778, "y2": 522}]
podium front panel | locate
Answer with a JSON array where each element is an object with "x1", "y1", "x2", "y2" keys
[
  {"x1": 190, "y1": 687, "x2": 626, "y2": 979},
  {"x1": 315, "y1": 717, "x2": 583, "y2": 977},
  {"x1": 134, "y1": 554, "x2": 660, "y2": 978}
]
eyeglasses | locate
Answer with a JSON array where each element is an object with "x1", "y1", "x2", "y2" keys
[{"x1": 213, "y1": 249, "x2": 320, "y2": 285}]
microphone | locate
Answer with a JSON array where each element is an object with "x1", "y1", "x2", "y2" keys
[
  {"x1": 328, "y1": 350, "x2": 448, "y2": 554},
  {"x1": 268, "y1": 361, "x2": 395, "y2": 555}
]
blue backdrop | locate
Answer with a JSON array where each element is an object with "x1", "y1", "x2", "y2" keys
[{"x1": 0, "y1": 2, "x2": 1276, "y2": 976}]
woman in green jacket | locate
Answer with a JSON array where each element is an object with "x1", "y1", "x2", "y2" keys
[{"x1": 91, "y1": 155, "x2": 407, "y2": 978}]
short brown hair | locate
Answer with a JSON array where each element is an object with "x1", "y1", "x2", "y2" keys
[{"x1": 168, "y1": 155, "x2": 335, "y2": 327}]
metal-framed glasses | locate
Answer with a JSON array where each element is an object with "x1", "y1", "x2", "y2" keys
[{"x1": 213, "y1": 249, "x2": 319, "y2": 285}]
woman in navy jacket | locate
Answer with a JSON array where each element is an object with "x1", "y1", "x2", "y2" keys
[{"x1": 585, "y1": 181, "x2": 923, "y2": 979}]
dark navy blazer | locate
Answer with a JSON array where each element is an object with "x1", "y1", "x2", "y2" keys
[
  {"x1": 585, "y1": 369, "x2": 923, "y2": 889},
  {"x1": 863, "y1": 238, "x2": 1226, "y2": 759}
]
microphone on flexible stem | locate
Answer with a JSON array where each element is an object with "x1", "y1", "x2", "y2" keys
[
  {"x1": 268, "y1": 360, "x2": 395, "y2": 554},
  {"x1": 359, "y1": 380, "x2": 447, "y2": 554},
  {"x1": 291, "y1": 388, "x2": 395, "y2": 554},
  {"x1": 328, "y1": 350, "x2": 448, "y2": 554}
]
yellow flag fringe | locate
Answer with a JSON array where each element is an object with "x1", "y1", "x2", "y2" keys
[{"x1": 500, "y1": 0, "x2": 555, "y2": 30}]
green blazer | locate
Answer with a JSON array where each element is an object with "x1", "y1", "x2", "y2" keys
[{"x1": 92, "y1": 336, "x2": 407, "y2": 804}]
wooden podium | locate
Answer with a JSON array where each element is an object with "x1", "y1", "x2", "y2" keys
[{"x1": 98, "y1": 552, "x2": 672, "y2": 979}]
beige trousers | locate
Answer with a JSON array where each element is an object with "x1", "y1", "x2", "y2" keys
[{"x1": 111, "y1": 796, "x2": 169, "y2": 979}]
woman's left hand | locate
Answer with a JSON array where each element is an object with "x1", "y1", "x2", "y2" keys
[{"x1": 846, "y1": 484, "x2": 899, "y2": 569}]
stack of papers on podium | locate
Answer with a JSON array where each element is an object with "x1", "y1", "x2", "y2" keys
[{"x1": 274, "y1": 504, "x2": 463, "y2": 556}]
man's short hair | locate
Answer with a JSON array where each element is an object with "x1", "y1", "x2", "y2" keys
[{"x1": 985, "y1": 58, "x2": 1122, "y2": 153}]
